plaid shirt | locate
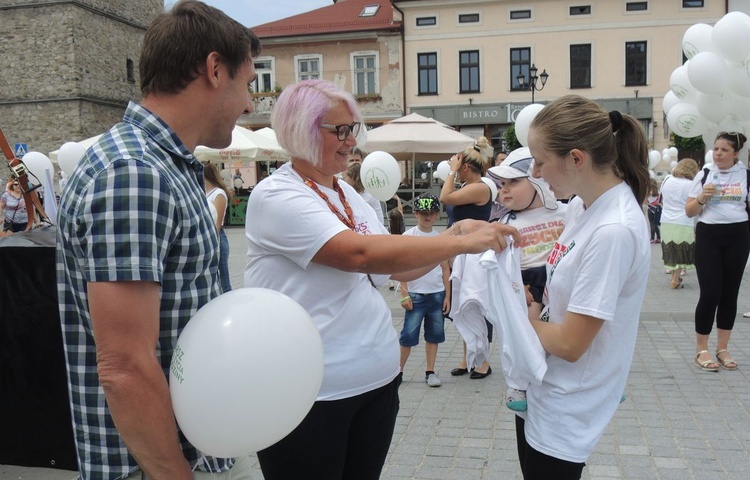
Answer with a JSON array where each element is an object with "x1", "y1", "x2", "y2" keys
[{"x1": 56, "y1": 102, "x2": 228, "y2": 479}]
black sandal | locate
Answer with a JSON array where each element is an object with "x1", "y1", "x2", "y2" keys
[{"x1": 450, "y1": 367, "x2": 469, "y2": 376}]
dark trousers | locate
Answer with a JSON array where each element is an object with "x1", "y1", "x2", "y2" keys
[
  {"x1": 648, "y1": 205, "x2": 661, "y2": 240},
  {"x1": 694, "y1": 222, "x2": 750, "y2": 334},
  {"x1": 516, "y1": 415, "x2": 585, "y2": 480},
  {"x1": 257, "y1": 375, "x2": 400, "y2": 480}
]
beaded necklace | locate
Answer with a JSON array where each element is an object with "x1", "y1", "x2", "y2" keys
[
  {"x1": 294, "y1": 166, "x2": 356, "y2": 230},
  {"x1": 293, "y1": 164, "x2": 377, "y2": 288}
]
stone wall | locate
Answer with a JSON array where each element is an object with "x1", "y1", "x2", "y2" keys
[{"x1": 0, "y1": 0, "x2": 161, "y2": 156}]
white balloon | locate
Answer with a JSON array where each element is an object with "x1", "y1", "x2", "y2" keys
[
  {"x1": 727, "y1": 61, "x2": 750, "y2": 98},
  {"x1": 220, "y1": 169, "x2": 232, "y2": 181},
  {"x1": 662, "y1": 153, "x2": 671, "y2": 164},
  {"x1": 361, "y1": 151, "x2": 400, "y2": 201},
  {"x1": 515, "y1": 103, "x2": 545, "y2": 147},
  {"x1": 662, "y1": 91, "x2": 681, "y2": 115},
  {"x1": 687, "y1": 52, "x2": 728, "y2": 95},
  {"x1": 21, "y1": 152, "x2": 53, "y2": 183},
  {"x1": 668, "y1": 147, "x2": 678, "y2": 158},
  {"x1": 420, "y1": 172, "x2": 427, "y2": 180},
  {"x1": 648, "y1": 150, "x2": 662, "y2": 169},
  {"x1": 682, "y1": 23, "x2": 714, "y2": 59},
  {"x1": 481, "y1": 177, "x2": 498, "y2": 203},
  {"x1": 702, "y1": 123, "x2": 720, "y2": 149},
  {"x1": 435, "y1": 160, "x2": 451, "y2": 181},
  {"x1": 712, "y1": 12, "x2": 750, "y2": 63},
  {"x1": 670, "y1": 63, "x2": 697, "y2": 102},
  {"x1": 662, "y1": 148, "x2": 670, "y2": 157},
  {"x1": 670, "y1": 160, "x2": 679, "y2": 170},
  {"x1": 170, "y1": 288, "x2": 324, "y2": 457},
  {"x1": 704, "y1": 150, "x2": 713, "y2": 165},
  {"x1": 648, "y1": 170, "x2": 656, "y2": 179},
  {"x1": 717, "y1": 116, "x2": 746, "y2": 135},
  {"x1": 695, "y1": 93, "x2": 730, "y2": 125},
  {"x1": 667, "y1": 102, "x2": 707, "y2": 138},
  {"x1": 57, "y1": 142, "x2": 87, "y2": 177},
  {"x1": 233, "y1": 178, "x2": 243, "y2": 189}
]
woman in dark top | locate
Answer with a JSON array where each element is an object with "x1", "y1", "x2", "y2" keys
[{"x1": 440, "y1": 136, "x2": 494, "y2": 378}]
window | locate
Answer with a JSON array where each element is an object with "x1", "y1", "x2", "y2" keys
[
  {"x1": 625, "y1": 2, "x2": 648, "y2": 11},
  {"x1": 360, "y1": 5, "x2": 379, "y2": 17},
  {"x1": 459, "y1": 50, "x2": 480, "y2": 93},
  {"x1": 569, "y1": 5, "x2": 591, "y2": 15},
  {"x1": 625, "y1": 41, "x2": 647, "y2": 86},
  {"x1": 682, "y1": 0, "x2": 704, "y2": 7},
  {"x1": 570, "y1": 44, "x2": 591, "y2": 88},
  {"x1": 418, "y1": 52, "x2": 438, "y2": 95},
  {"x1": 458, "y1": 13, "x2": 480, "y2": 23},
  {"x1": 416, "y1": 16, "x2": 437, "y2": 27},
  {"x1": 126, "y1": 59, "x2": 135, "y2": 84},
  {"x1": 352, "y1": 52, "x2": 378, "y2": 95},
  {"x1": 510, "y1": 47, "x2": 530, "y2": 91},
  {"x1": 509, "y1": 9, "x2": 532, "y2": 20},
  {"x1": 252, "y1": 57, "x2": 275, "y2": 92},
  {"x1": 295, "y1": 54, "x2": 321, "y2": 81}
]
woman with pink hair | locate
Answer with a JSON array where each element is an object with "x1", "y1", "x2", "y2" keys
[{"x1": 243, "y1": 79, "x2": 517, "y2": 479}]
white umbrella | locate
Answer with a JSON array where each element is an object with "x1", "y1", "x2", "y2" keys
[
  {"x1": 362, "y1": 113, "x2": 475, "y2": 160},
  {"x1": 194, "y1": 126, "x2": 290, "y2": 163}
]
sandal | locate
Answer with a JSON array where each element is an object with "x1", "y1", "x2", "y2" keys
[
  {"x1": 670, "y1": 278, "x2": 684, "y2": 289},
  {"x1": 695, "y1": 350, "x2": 719, "y2": 372},
  {"x1": 716, "y1": 349, "x2": 738, "y2": 370}
]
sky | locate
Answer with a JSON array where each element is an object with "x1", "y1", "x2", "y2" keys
[{"x1": 166, "y1": 1, "x2": 333, "y2": 27}]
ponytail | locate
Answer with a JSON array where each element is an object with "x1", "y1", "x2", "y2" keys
[{"x1": 613, "y1": 114, "x2": 650, "y2": 205}]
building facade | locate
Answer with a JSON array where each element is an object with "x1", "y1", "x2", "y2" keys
[
  {"x1": 394, "y1": 0, "x2": 726, "y2": 155},
  {"x1": 0, "y1": 0, "x2": 161, "y2": 158},
  {"x1": 244, "y1": 0, "x2": 404, "y2": 130}
]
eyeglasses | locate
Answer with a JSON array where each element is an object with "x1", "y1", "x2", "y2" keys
[{"x1": 320, "y1": 122, "x2": 361, "y2": 141}]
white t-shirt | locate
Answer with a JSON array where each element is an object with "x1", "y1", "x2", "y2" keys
[
  {"x1": 689, "y1": 162, "x2": 749, "y2": 225},
  {"x1": 206, "y1": 187, "x2": 228, "y2": 229},
  {"x1": 243, "y1": 162, "x2": 398, "y2": 401},
  {"x1": 362, "y1": 190, "x2": 385, "y2": 225},
  {"x1": 660, "y1": 175, "x2": 695, "y2": 227},
  {"x1": 502, "y1": 204, "x2": 567, "y2": 269},
  {"x1": 526, "y1": 182, "x2": 650, "y2": 463},
  {"x1": 402, "y1": 226, "x2": 444, "y2": 293}
]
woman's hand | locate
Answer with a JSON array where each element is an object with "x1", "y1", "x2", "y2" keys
[
  {"x1": 699, "y1": 183, "x2": 717, "y2": 204},
  {"x1": 454, "y1": 220, "x2": 521, "y2": 254},
  {"x1": 450, "y1": 154, "x2": 463, "y2": 172}
]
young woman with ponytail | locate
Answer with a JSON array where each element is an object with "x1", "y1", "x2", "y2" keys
[{"x1": 515, "y1": 95, "x2": 651, "y2": 479}]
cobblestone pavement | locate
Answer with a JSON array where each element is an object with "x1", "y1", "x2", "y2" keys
[{"x1": 4, "y1": 226, "x2": 750, "y2": 480}]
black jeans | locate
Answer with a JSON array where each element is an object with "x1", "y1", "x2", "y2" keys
[
  {"x1": 257, "y1": 375, "x2": 401, "y2": 480},
  {"x1": 516, "y1": 415, "x2": 585, "y2": 480},
  {"x1": 694, "y1": 221, "x2": 750, "y2": 334}
]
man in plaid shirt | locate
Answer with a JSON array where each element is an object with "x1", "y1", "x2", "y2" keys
[{"x1": 56, "y1": 2, "x2": 260, "y2": 479}]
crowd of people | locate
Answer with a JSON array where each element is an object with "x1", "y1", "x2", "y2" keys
[{"x1": 39, "y1": 2, "x2": 750, "y2": 480}]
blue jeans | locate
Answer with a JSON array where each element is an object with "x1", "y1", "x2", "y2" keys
[
  {"x1": 399, "y1": 291, "x2": 446, "y2": 347},
  {"x1": 218, "y1": 228, "x2": 232, "y2": 292}
]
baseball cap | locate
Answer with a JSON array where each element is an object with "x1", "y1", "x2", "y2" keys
[{"x1": 414, "y1": 193, "x2": 440, "y2": 212}]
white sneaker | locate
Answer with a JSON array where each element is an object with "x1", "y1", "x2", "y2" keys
[
  {"x1": 425, "y1": 373, "x2": 441, "y2": 387},
  {"x1": 744, "y1": 312, "x2": 750, "y2": 318}
]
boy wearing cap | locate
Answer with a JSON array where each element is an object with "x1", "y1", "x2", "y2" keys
[
  {"x1": 398, "y1": 193, "x2": 451, "y2": 387},
  {"x1": 486, "y1": 147, "x2": 567, "y2": 410}
]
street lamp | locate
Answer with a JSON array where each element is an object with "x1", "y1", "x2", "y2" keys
[{"x1": 516, "y1": 64, "x2": 549, "y2": 103}]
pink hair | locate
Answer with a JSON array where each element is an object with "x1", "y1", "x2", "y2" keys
[{"x1": 271, "y1": 80, "x2": 365, "y2": 167}]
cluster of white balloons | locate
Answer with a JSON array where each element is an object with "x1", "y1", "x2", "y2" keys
[
  {"x1": 170, "y1": 288, "x2": 324, "y2": 457},
  {"x1": 666, "y1": 12, "x2": 750, "y2": 142}
]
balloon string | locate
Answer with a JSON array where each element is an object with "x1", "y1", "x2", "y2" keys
[{"x1": 194, "y1": 453, "x2": 219, "y2": 479}]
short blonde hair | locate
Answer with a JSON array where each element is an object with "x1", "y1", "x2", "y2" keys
[{"x1": 458, "y1": 136, "x2": 492, "y2": 175}]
